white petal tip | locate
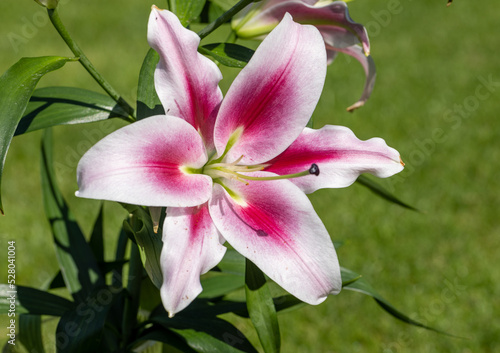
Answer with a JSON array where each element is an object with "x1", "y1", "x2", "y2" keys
[{"x1": 168, "y1": 311, "x2": 175, "y2": 318}]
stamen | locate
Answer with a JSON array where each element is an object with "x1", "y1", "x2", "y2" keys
[{"x1": 235, "y1": 164, "x2": 321, "y2": 182}]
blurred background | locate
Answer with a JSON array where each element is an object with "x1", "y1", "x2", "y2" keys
[{"x1": 0, "y1": 0, "x2": 499, "y2": 352}]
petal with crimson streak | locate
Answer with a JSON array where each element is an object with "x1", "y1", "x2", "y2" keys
[
  {"x1": 209, "y1": 174, "x2": 341, "y2": 305},
  {"x1": 76, "y1": 115, "x2": 212, "y2": 207},
  {"x1": 265, "y1": 126, "x2": 404, "y2": 194}
]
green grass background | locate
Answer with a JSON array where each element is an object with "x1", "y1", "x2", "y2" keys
[{"x1": 0, "y1": 0, "x2": 499, "y2": 352}]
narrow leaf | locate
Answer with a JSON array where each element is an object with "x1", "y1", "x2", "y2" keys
[
  {"x1": 356, "y1": 175, "x2": 418, "y2": 211},
  {"x1": 19, "y1": 314, "x2": 46, "y2": 353},
  {"x1": 245, "y1": 259, "x2": 280, "y2": 353},
  {"x1": 151, "y1": 313, "x2": 258, "y2": 353},
  {"x1": 15, "y1": 86, "x2": 129, "y2": 135},
  {"x1": 122, "y1": 207, "x2": 163, "y2": 289},
  {"x1": 89, "y1": 203, "x2": 105, "y2": 263},
  {"x1": 0, "y1": 56, "x2": 73, "y2": 213},
  {"x1": 55, "y1": 287, "x2": 123, "y2": 353},
  {"x1": 200, "y1": 43, "x2": 254, "y2": 68},
  {"x1": 136, "y1": 49, "x2": 164, "y2": 120},
  {"x1": 199, "y1": 272, "x2": 245, "y2": 298},
  {"x1": 0, "y1": 284, "x2": 73, "y2": 316},
  {"x1": 342, "y1": 267, "x2": 451, "y2": 334},
  {"x1": 41, "y1": 129, "x2": 104, "y2": 302}
]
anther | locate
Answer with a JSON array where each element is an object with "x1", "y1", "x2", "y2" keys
[{"x1": 309, "y1": 163, "x2": 320, "y2": 176}]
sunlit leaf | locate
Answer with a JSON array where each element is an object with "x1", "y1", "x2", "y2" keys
[
  {"x1": 0, "y1": 56, "x2": 74, "y2": 213},
  {"x1": 245, "y1": 259, "x2": 280, "y2": 353},
  {"x1": 200, "y1": 43, "x2": 254, "y2": 68},
  {"x1": 171, "y1": 0, "x2": 206, "y2": 26},
  {"x1": 136, "y1": 49, "x2": 164, "y2": 120},
  {"x1": 15, "y1": 87, "x2": 129, "y2": 135}
]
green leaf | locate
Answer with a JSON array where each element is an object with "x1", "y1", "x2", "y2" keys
[
  {"x1": 151, "y1": 314, "x2": 258, "y2": 353},
  {"x1": 217, "y1": 248, "x2": 246, "y2": 275},
  {"x1": 342, "y1": 267, "x2": 449, "y2": 334},
  {"x1": 41, "y1": 129, "x2": 104, "y2": 302},
  {"x1": 122, "y1": 207, "x2": 163, "y2": 289},
  {"x1": 0, "y1": 284, "x2": 73, "y2": 316},
  {"x1": 131, "y1": 327, "x2": 198, "y2": 353},
  {"x1": 136, "y1": 49, "x2": 164, "y2": 120},
  {"x1": 89, "y1": 203, "x2": 105, "y2": 263},
  {"x1": 19, "y1": 314, "x2": 46, "y2": 353},
  {"x1": 200, "y1": 43, "x2": 254, "y2": 68},
  {"x1": 171, "y1": 0, "x2": 207, "y2": 26},
  {"x1": 15, "y1": 86, "x2": 129, "y2": 136},
  {"x1": 199, "y1": 272, "x2": 245, "y2": 298},
  {"x1": 356, "y1": 174, "x2": 418, "y2": 211},
  {"x1": 0, "y1": 56, "x2": 73, "y2": 214},
  {"x1": 55, "y1": 287, "x2": 123, "y2": 353},
  {"x1": 245, "y1": 259, "x2": 280, "y2": 353}
]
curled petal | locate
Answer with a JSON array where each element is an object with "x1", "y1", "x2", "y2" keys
[
  {"x1": 161, "y1": 204, "x2": 226, "y2": 316},
  {"x1": 335, "y1": 45, "x2": 376, "y2": 112},
  {"x1": 76, "y1": 115, "x2": 212, "y2": 207},
  {"x1": 209, "y1": 175, "x2": 341, "y2": 304},
  {"x1": 215, "y1": 14, "x2": 326, "y2": 165},
  {"x1": 264, "y1": 126, "x2": 404, "y2": 194},
  {"x1": 148, "y1": 7, "x2": 223, "y2": 151},
  {"x1": 233, "y1": 1, "x2": 370, "y2": 55}
]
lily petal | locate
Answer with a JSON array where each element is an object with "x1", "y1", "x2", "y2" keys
[
  {"x1": 209, "y1": 175, "x2": 341, "y2": 304},
  {"x1": 264, "y1": 126, "x2": 404, "y2": 194},
  {"x1": 214, "y1": 14, "x2": 326, "y2": 165},
  {"x1": 336, "y1": 46, "x2": 376, "y2": 112},
  {"x1": 233, "y1": 1, "x2": 370, "y2": 55},
  {"x1": 148, "y1": 7, "x2": 223, "y2": 151},
  {"x1": 76, "y1": 115, "x2": 212, "y2": 207},
  {"x1": 161, "y1": 204, "x2": 226, "y2": 316}
]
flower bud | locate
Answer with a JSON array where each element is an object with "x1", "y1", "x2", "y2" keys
[{"x1": 33, "y1": 0, "x2": 59, "y2": 9}]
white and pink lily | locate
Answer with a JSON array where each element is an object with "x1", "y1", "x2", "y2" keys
[
  {"x1": 76, "y1": 7, "x2": 404, "y2": 317},
  {"x1": 232, "y1": 0, "x2": 375, "y2": 111}
]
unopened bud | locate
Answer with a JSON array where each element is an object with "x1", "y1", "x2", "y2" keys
[{"x1": 34, "y1": 0, "x2": 59, "y2": 9}]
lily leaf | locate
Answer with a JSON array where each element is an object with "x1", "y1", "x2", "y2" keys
[
  {"x1": 41, "y1": 129, "x2": 104, "y2": 302},
  {"x1": 245, "y1": 259, "x2": 280, "y2": 353},
  {"x1": 122, "y1": 206, "x2": 163, "y2": 289},
  {"x1": 0, "y1": 56, "x2": 74, "y2": 214},
  {"x1": 356, "y1": 174, "x2": 418, "y2": 211},
  {"x1": 89, "y1": 203, "x2": 105, "y2": 263},
  {"x1": 200, "y1": 43, "x2": 254, "y2": 68},
  {"x1": 151, "y1": 312, "x2": 258, "y2": 353},
  {"x1": 199, "y1": 272, "x2": 245, "y2": 298},
  {"x1": 19, "y1": 314, "x2": 46, "y2": 353},
  {"x1": 0, "y1": 284, "x2": 73, "y2": 316},
  {"x1": 209, "y1": 0, "x2": 239, "y2": 11},
  {"x1": 171, "y1": 0, "x2": 206, "y2": 26},
  {"x1": 343, "y1": 267, "x2": 449, "y2": 334},
  {"x1": 136, "y1": 48, "x2": 164, "y2": 120},
  {"x1": 55, "y1": 287, "x2": 124, "y2": 353},
  {"x1": 14, "y1": 86, "x2": 130, "y2": 136}
]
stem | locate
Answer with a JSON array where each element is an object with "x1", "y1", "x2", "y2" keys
[
  {"x1": 122, "y1": 240, "x2": 142, "y2": 344},
  {"x1": 197, "y1": 0, "x2": 256, "y2": 40},
  {"x1": 47, "y1": 8, "x2": 136, "y2": 121}
]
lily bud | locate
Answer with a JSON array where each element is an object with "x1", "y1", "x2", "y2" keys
[{"x1": 33, "y1": 0, "x2": 59, "y2": 9}]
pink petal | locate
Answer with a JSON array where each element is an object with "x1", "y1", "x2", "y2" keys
[
  {"x1": 214, "y1": 14, "x2": 326, "y2": 165},
  {"x1": 264, "y1": 126, "x2": 404, "y2": 194},
  {"x1": 209, "y1": 175, "x2": 341, "y2": 304},
  {"x1": 334, "y1": 45, "x2": 376, "y2": 112},
  {"x1": 148, "y1": 7, "x2": 223, "y2": 151},
  {"x1": 161, "y1": 204, "x2": 226, "y2": 316},
  {"x1": 76, "y1": 115, "x2": 212, "y2": 207},
  {"x1": 233, "y1": 1, "x2": 370, "y2": 55}
]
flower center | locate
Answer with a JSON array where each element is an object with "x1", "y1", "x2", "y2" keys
[{"x1": 202, "y1": 155, "x2": 320, "y2": 185}]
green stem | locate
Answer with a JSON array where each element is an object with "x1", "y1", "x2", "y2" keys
[
  {"x1": 122, "y1": 240, "x2": 142, "y2": 345},
  {"x1": 47, "y1": 8, "x2": 136, "y2": 121},
  {"x1": 197, "y1": 0, "x2": 256, "y2": 40}
]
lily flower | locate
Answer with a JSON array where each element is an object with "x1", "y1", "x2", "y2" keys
[
  {"x1": 76, "y1": 7, "x2": 404, "y2": 317},
  {"x1": 232, "y1": 0, "x2": 375, "y2": 111}
]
